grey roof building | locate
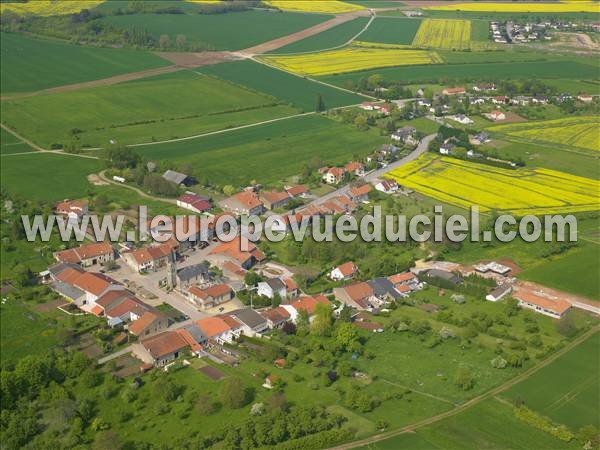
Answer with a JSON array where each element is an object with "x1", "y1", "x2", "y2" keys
[
  {"x1": 229, "y1": 308, "x2": 268, "y2": 332},
  {"x1": 425, "y1": 269, "x2": 461, "y2": 285},
  {"x1": 50, "y1": 281, "x2": 85, "y2": 301},
  {"x1": 369, "y1": 278, "x2": 402, "y2": 300},
  {"x1": 177, "y1": 263, "x2": 211, "y2": 287},
  {"x1": 183, "y1": 323, "x2": 208, "y2": 344},
  {"x1": 162, "y1": 170, "x2": 196, "y2": 187}
]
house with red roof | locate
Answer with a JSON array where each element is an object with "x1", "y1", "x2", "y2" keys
[
  {"x1": 195, "y1": 316, "x2": 242, "y2": 344},
  {"x1": 513, "y1": 291, "x2": 571, "y2": 319},
  {"x1": 322, "y1": 167, "x2": 347, "y2": 185},
  {"x1": 388, "y1": 271, "x2": 419, "y2": 294},
  {"x1": 348, "y1": 184, "x2": 372, "y2": 202},
  {"x1": 345, "y1": 161, "x2": 365, "y2": 177},
  {"x1": 209, "y1": 237, "x2": 265, "y2": 269},
  {"x1": 140, "y1": 331, "x2": 190, "y2": 366},
  {"x1": 176, "y1": 193, "x2": 211, "y2": 214},
  {"x1": 285, "y1": 185, "x2": 309, "y2": 198},
  {"x1": 188, "y1": 283, "x2": 233, "y2": 310},
  {"x1": 128, "y1": 311, "x2": 169, "y2": 338},
  {"x1": 261, "y1": 306, "x2": 291, "y2": 329},
  {"x1": 121, "y1": 242, "x2": 174, "y2": 273},
  {"x1": 260, "y1": 190, "x2": 291, "y2": 210},
  {"x1": 53, "y1": 242, "x2": 114, "y2": 267},
  {"x1": 333, "y1": 282, "x2": 374, "y2": 310},
  {"x1": 281, "y1": 295, "x2": 330, "y2": 323},
  {"x1": 219, "y1": 191, "x2": 265, "y2": 216},
  {"x1": 55, "y1": 199, "x2": 88, "y2": 221},
  {"x1": 330, "y1": 262, "x2": 358, "y2": 281}
]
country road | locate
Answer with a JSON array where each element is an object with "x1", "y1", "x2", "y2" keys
[
  {"x1": 327, "y1": 325, "x2": 600, "y2": 450},
  {"x1": 299, "y1": 133, "x2": 434, "y2": 211},
  {"x1": 98, "y1": 170, "x2": 177, "y2": 205}
]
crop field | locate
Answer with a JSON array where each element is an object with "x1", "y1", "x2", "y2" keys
[
  {"x1": 501, "y1": 331, "x2": 600, "y2": 430},
  {"x1": 0, "y1": 1, "x2": 103, "y2": 16},
  {"x1": 1, "y1": 70, "x2": 299, "y2": 148},
  {"x1": 413, "y1": 19, "x2": 472, "y2": 50},
  {"x1": 425, "y1": 1, "x2": 600, "y2": 13},
  {"x1": 199, "y1": 60, "x2": 364, "y2": 111},
  {"x1": 133, "y1": 114, "x2": 387, "y2": 186},
  {"x1": 260, "y1": 46, "x2": 441, "y2": 76},
  {"x1": 101, "y1": 10, "x2": 330, "y2": 51},
  {"x1": 386, "y1": 154, "x2": 600, "y2": 215},
  {"x1": 358, "y1": 17, "x2": 422, "y2": 45},
  {"x1": 264, "y1": 0, "x2": 363, "y2": 13},
  {"x1": 0, "y1": 32, "x2": 170, "y2": 94},
  {"x1": 269, "y1": 17, "x2": 370, "y2": 53},
  {"x1": 321, "y1": 60, "x2": 599, "y2": 85},
  {"x1": 1, "y1": 153, "x2": 100, "y2": 202},
  {"x1": 490, "y1": 116, "x2": 600, "y2": 152},
  {"x1": 358, "y1": 398, "x2": 579, "y2": 450}
]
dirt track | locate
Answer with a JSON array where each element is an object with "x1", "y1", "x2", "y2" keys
[
  {"x1": 240, "y1": 9, "x2": 372, "y2": 55},
  {"x1": 1, "y1": 65, "x2": 182, "y2": 101},
  {"x1": 154, "y1": 50, "x2": 241, "y2": 68}
]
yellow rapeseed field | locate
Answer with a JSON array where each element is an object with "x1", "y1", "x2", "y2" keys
[
  {"x1": 387, "y1": 154, "x2": 600, "y2": 215},
  {"x1": 491, "y1": 116, "x2": 600, "y2": 151},
  {"x1": 413, "y1": 19, "x2": 472, "y2": 50},
  {"x1": 425, "y1": 2, "x2": 599, "y2": 12},
  {"x1": 264, "y1": 1, "x2": 364, "y2": 14},
  {"x1": 260, "y1": 47, "x2": 441, "y2": 76},
  {"x1": 0, "y1": 1, "x2": 104, "y2": 16}
]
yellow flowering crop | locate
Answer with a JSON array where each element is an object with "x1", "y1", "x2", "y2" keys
[
  {"x1": 387, "y1": 154, "x2": 599, "y2": 215},
  {"x1": 0, "y1": 1, "x2": 104, "y2": 16},
  {"x1": 260, "y1": 46, "x2": 442, "y2": 76},
  {"x1": 491, "y1": 116, "x2": 600, "y2": 152},
  {"x1": 413, "y1": 19, "x2": 472, "y2": 50},
  {"x1": 425, "y1": 2, "x2": 599, "y2": 12},
  {"x1": 264, "y1": 1, "x2": 364, "y2": 14}
]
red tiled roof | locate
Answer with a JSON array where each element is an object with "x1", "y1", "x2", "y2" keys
[
  {"x1": 189, "y1": 283, "x2": 231, "y2": 299},
  {"x1": 105, "y1": 297, "x2": 146, "y2": 318},
  {"x1": 342, "y1": 282, "x2": 373, "y2": 302},
  {"x1": 141, "y1": 331, "x2": 188, "y2": 359},
  {"x1": 261, "y1": 190, "x2": 290, "y2": 205},
  {"x1": 72, "y1": 272, "x2": 114, "y2": 296},
  {"x1": 196, "y1": 316, "x2": 234, "y2": 338},
  {"x1": 54, "y1": 242, "x2": 113, "y2": 264},
  {"x1": 210, "y1": 237, "x2": 262, "y2": 265},
  {"x1": 389, "y1": 272, "x2": 416, "y2": 285},
  {"x1": 128, "y1": 311, "x2": 160, "y2": 336},
  {"x1": 291, "y1": 295, "x2": 330, "y2": 316},
  {"x1": 345, "y1": 161, "x2": 363, "y2": 172},
  {"x1": 349, "y1": 184, "x2": 372, "y2": 198},
  {"x1": 219, "y1": 315, "x2": 241, "y2": 329},
  {"x1": 514, "y1": 292, "x2": 571, "y2": 315},
  {"x1": 226, "y1": 191, "x2": 263, "y2": 209},
  {"x1": 261, "y1": 306, "x2": 291, "y2": 323},
  {"x1": 95, "y1": 289, "x2": 130, "y2": 309},
  {"x1": 284, "y1": 278, "x2": 298, "y2": 291},
  {"x1": 286, "y1": 185, "x2": 308, "y2": 197},
  {"x1": 336, "y1": 262, "x2": 358, "y2": 277},
  {"x1": 223, "y1": 261, "x2": 246, "y2": 276},
  {"x1": 90, "y1": 305, "x2": 104, "y2": 316}
]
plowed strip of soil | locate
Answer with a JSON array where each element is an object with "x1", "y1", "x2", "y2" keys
[
  {"x1": 241, "y1": 10, "x2": 371, "y2": 55},
  {"x1": 155, "y1": 50, "x2": 242, "y2": 68}
]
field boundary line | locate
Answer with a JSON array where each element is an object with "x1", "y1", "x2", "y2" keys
[
  {"x1": 380, "y1": 378, "x2": 455, "y2": 405},
  {"x1": 327, "y1": 326, "x2": 600, "y2": 449},
  {"x1": 250, "y1": 56, "x2": 377, "y2": 99}
]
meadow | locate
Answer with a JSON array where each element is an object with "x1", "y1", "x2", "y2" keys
[
  {"x1": 501, "y1": 331, "x2": 599, "y2": 430},
  {"x1": 100, "y1": 9, "x2": 330, "y2": 51},
  {"x1": 198, "y1": 60, "x2": 365, "y2": 111},
  {"x1": 358, "y1": 398, "x2": 579, "y2": 449},
  {"x1": 133, "y1": 114, "x2": 387, "y2": 186},
  {"x1": 425, "y1": 2, "x2": 600, "y2": 13},
  {"x1": 0, "y1": 153, "x2": 100, "y2": 202},
  {"x1": 321, "y1": 60, "x2": 599, "y2": 85},
  {"x1": 260, "y1": 46, "x2": 442, "y2": 76},
  {"x1": 0, "y1": 128, "x2": 35, "y2": 155},
  {"x1": 264, "y1": 0, "x2": 363, "y2": 13},
  {"x1": 412, "y1": 19, "x2": 472, "y2": 50},
  {"x1": 1, "y1": 70, "x2": 299, "y2": 148},
  {"x1": 0, "y1": 1, "x2": 103, "y2": 16},
  {"x1": 269, "y1": 17, "x2": 370, "y2": 53},
  {"x1": 386, "y1": 154, "x2": 600, "y2": 215},
  {"x1": 0, "y1": 32, "x2": 170, "y2": 94},
  {"x1": 490, "y1": 116, "x2": 600, "y2": 152},
  {"x1": 358, "y1": 17, "x2": 421, "y2": 45}
]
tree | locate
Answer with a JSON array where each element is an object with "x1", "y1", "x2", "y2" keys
[
  {"x1": 268, "y1": 392, "x2": 289, "y2": 412},
  {"x1": 311, "y1": 302, "x2": 332, "y2": 336},
  {"x1": 223, "y1": 185, "x2": 236, "y2": 196},
  {"x1": 354, "y1": 115, "x2": 368, "y2": 130},
  {"x1": 92, "y1": 430, "x2": 123, "y2": 450},
  {"x1": 196, "y1": 393, "x2": 217, "y2": 416},
  {"x1": 159, "y1": 34, "x2": 170, "y2": 49},
  {"x1": 220, "y1": 377, "x2": 246, "y2": 409},
  {"x1": 315, "y1": 93, "x2": 326, "y2": 112},
  {"x1": 13, "y1": 264, "x2": 36, "y2": 288},
  {"x1": 335, "y1": 322, "x2": 360, "y2": 351},
  {"x1": 453, "y1": 368, "x2": 474, "y2": 391}
]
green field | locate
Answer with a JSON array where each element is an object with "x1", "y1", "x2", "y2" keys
[
  {"x1": 520, "y1": 245, "x2": 600, "y2": 300},
  {"x1": 322, "y1": 60, "x2": 600, "y2": 85},
  {"x1": 0, "y1": 32, "x2": 170, "y2": 94},
  {"x1": 1, "y1": 153, "x2": 100, "y2": 202},
  {"x1": 358, "y1": 17, "x2": 421, "y2": 45},
  {"x1": 438, "y1": 49, "x2": 548, "y2": 64},
  {"x1": 0, "y1": 128, "x2": 35, "y2": 155},
  {"x1": 100, "y1": 10, "x2": 331, "y2": 51},
  {"x1": 358, "y1": 398, "x2": 579, "y2": 449},
  {"x1": 270, "y1": 17, "x2": 370, "y2": 54},
  {"x1": 1, "y1": 70, "x2": 299, "y2": 148},
  {"x1": 470, "y1": 19, "x2": 490, "y2": 42},
  {"x1": 198, "y1": 60, "x2": 365, "y2": 111},
  {"x1": 133, "y1": 114, "x2": 387, "y2": 186},
  {"x1": 501, "y1": 331, "x2": 599, "y2": 430}
]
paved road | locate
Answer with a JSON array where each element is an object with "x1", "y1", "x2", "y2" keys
[
  {"x1": 327, "y1": 325, "x2": 600, "y2": 450},
  {"x1": 298, "y1": 133, "x2": 434, "y2": 211}
]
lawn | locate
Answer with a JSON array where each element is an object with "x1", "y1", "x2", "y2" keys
[
  {"x1": 198, "y1": 59, "x2": 365, "y2": 111},
  {"x1": 0, "y1": 153, "x2": 100, "y2": 202},
  {"x1": 269, "y1": 17, "x2": 370, "y2": 53},
  {"x1": 519, "y1": 245, "x2": 600, "y2": 300},
  {"x1": 260, "y1": 46, "x2": 442, "y2": 76},
  {"x1": 480, "y1": 139, "x2": 599, "y2": 180},
  {"x1": 100, "y1": 10, "x2": 331, "y2": 51},
  {"x1": 500, "y1": 331, "x2": 600, "y2": 430},
  {"x1": 321, "y1": 60, "x2": 599, "y2": 85},
  {"x1": 1, "y1": 70, "x2": 299, "y2": 148},
  {"x1": 358, "y1": 17, "x2": 421, "y2": 45},
  {"x1": 386, "y1": 154, "x2": 600, "y2": 215},
  {"x1": 0, "y1": 128, "x2": 35, "y2": 155},
  {"x1": 358, "y1": 398, "x2": 580, "y2": 449},
  {"x1": 133, "y1": 114, "x2": 387, "y2": 187},
  {"x1": 0, "y1": 32, "x2": 170, "y2": 94}
]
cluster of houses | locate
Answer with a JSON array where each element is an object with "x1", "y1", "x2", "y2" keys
[
  {"x1": 138, "y1": 294, "x2": 331, "y2": 366},
  {"x1": 360, "y1": 101, "x2": 392, "y2": 116},
  {"x1": 219, "y1": 184, "x2": 309, "y2": 216}
]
